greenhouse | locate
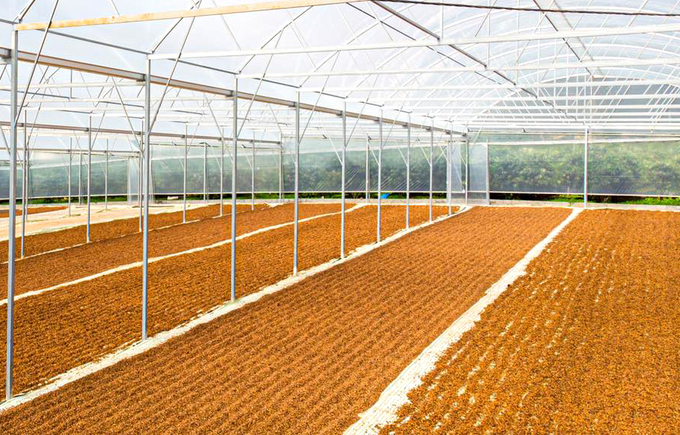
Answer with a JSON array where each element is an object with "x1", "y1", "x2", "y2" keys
[{"x1": 1, "y1": 1, "x2": 679, "y2": 433}]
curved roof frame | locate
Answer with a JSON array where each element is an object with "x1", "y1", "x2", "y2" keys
[{"x1": 3, "y1": 0, "x2": 680, "y2": 147}]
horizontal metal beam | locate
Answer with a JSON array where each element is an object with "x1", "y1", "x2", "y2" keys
[
  {"x1": 15, "y1": 0, "x2": 364, "y2": 31},
  {"x1": 322, "y1": 82, "x2": 680, "y2": 94},
  {"x1": 0, "y1": 81, "x2": 140, "y2": 90},
  {"x1": 0, "y1": 147, "x2": 140, "y2": 156},
  {"x1": 0, "y1": 121, "x2": 280, "y2": 144},
  {"x1": 0, "y1": 46, "x2": 459, "y2": 136},
  {"x1": 0, "y1": 48, "x2": 234, "y2": 96},
  {"x1": 241, "y1": 56, "x2": 680, "y2": 79},
  {"x1": 20, "y1": 103, "x2": 680, "y2": 113},
  {"x1": 456, "y1": 115, "x2": 680, "y2": 121},
  {"x1": 345, "y1": 104, "x2": 680, "y2": 112},
  {"x1": 466, "y1": 123, "x2": 680, "y2": 131},
  {"x1": 34, "y1": 108, "x2": 679, "y2": 120},
  {"x1": 375, "y1": 93, "x2": 680, "y2": 104},
  {"x1": 149, "y1": 22, "x2": 680, "y2": 60}
]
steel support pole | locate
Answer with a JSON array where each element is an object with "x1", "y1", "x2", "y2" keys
[
  {"x1": 203, "y1": 142, "x2": 208, "y2": 204},
  {"x1": 447, "y1": 138, "x2": 452, "y2": 215},
  {"x1": 183, "y1": 124, "x2": 188, "y2": 223},
  {"x1": 584, "y1": 127, "x2": 589, "y2": 209},
  {"x1": 278, "y1": 138, "x2": 284, "y2": 203},
  {"x1": 78, "y1": 151, "x2": 82, "y2": 205},
  {"x1": 429, "y1": 123, "x2": 433, "y2": 222},
  {"x1": 377, "y1": 114, "x2": 383, "y2": 242},
  {"x1": 126, "y1": 156, "x2": 130, "y2": 205},
  {"x1": 25, "y1": 151, "x2": 30, "y2": 223},
  {"x1": 142, "y1": 58, "x2": 151, "y2": 340},
  {"x1": 138, "y1": 122, "x2": 143, "y2": 232},
  {"x1": 485, "y1": 141, "x2": 490, "y2": 205},
  {"x1": 464, "y1": 136, "x2": 469, "y2": 206},
  {"x1": 67, "y1": 144, "x2": 71, "y2": 217},
  {"x1": 220, "y1": 129, "x2": 224, "y2": 216},
  {"x1": 105, "y1": 139, "x2": 109, "y2": 211},
  {"x1": 279, "y1": 140, "x2": 284, "y2": 203},
  {"x1": 406, "y1": 120, "x2": 411, "y2": 229},
  {"x1": 20, "y1": 113, "x2": 27, "y2": 258},
  {"x1": 230, "y1": 79, "x2": 238, "y2": 302},
  {"x1": 365, "y1": 137, "x2": 370, "y2": 203},
  {"x1": 341, "y1": 104, "x2": 346, "y2": 259},
  {"x1": 6, "y1": 29, "x2": 19, "y2": 401},
  {"x1": 251, "y1": 144, "x2": 255, "y2": 210},
  {"x1": 86, "y1": 118, "x2": 92, "y2": 243},
  {"x1": 293, "y1": 94, "x2": 300, "y2": 275}
]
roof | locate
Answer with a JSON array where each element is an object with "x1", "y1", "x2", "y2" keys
[{"x1": 2, "y1": 0, "x2": 680, "y2": 155}]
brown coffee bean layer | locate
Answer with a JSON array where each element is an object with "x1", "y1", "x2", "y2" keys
[
  {"x1": 0, "y1": 207, "x2": 568, "y2": 433},
  {"x1": 0, "y1": 204, "x2": 264, "y2": 259},
  {"x1": 382, "y1": 209, "x2": 680, "y2": 434},
  {"x1": 0, "y1": 205, "x2": 447, "y2": 399},
  {"x1": 0, "y1": 203, "x2": 338, "y2": 299}
]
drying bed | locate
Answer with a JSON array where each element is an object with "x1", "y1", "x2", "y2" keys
[
  {"x1": 0, "y1": 207, "x2": 570, "y2": 433},
  {"x1": 0, "y1": 203, "x2": 263, "y2": 259},
  {"x1": 381, "y1": 209, "x2": 680, "y2": 433},
  {"x1": 0, "y1": 206, "x2": 67, "y2": 218},
  {"x1": 0, "y1": 204, "x2": 444, "y2": 398},
  {"x1": 0, "y1": 203, "x2": 340, "y2": 299}
]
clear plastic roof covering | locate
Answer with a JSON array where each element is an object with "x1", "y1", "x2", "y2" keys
[{"x1": 2, "y1": 0, "x2": 680, "y2": 155}]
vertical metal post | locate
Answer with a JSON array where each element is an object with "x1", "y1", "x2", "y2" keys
[
  {"x1": 251, "y1": 143, "x2": 255, "y2": 210},
  {"x1": 293, "y1": 94, "x2": 300, "y2": 275},
  {"x1": 377, "y1": 114, "x2": 383, "y2": 242},
  {"x1": 138, "y1": 121, "x2": 143, "y2": 232},
  {"x1": 464, "y1": 135, "x2": 469, "y2": 206},
  {"x1": 365, "y1": 137, "x2": 370, "y2": 203},
  {"x1": 126, "y1": 156, "x2": 130, "y2": 205},
  {"x1": 584, "y1": 127, "x2": 589, "y2": 209},
  {"x1": 429, "y1": 122, "x2": 433, "y2": 222},
  {"x1": 406, "y1": 119, "x2": 411, "y2": 229},
  {"x1": 183, "y1": 124, "x2": 188, "y2": 223},
  {"x1": 20, "y1": 112, "x2": 27, "y2": 258},
  {"x1": 230, "y1": 79, "x2": 238, "y2": 302},
  {"x1": 485, "y1": 141, "x2": 490, "y2": 205},
  {"x1": 447, "y1": 137, "x2": 452, "y2": 215},
  {"x1": 86, "y1": 117, "x2": 92, "y2": 243},
  {"x1": 105, "y1": 139, "x2": 109, "y2": 211},
  {"x1": 142, "y1": 58, "x2": 151, "y2": 340},
  {"x1": 220, "y1": 129, "x2": 224, "y2": 216},
  {"x1": 203, "y1": 141, "x2": 208, "y2": 204},
  {"x1": 341, "y1": 103, "x2": 346, "y2": 259},
  {"x1": 6, "y1": 29, "x2": 19, "y2": 401},
  {"x1": 68, "y1": 143, "x2": 72, "y2": 217},
  {"x1": 78, "y1": 151, "x2": 82, "y2": 205},
  {"x1": 278, "y1": 137, "x2": 283, "y2": 203},
  {"x1": 25, "y1": 144, "x2": 29, "y2": 231}
]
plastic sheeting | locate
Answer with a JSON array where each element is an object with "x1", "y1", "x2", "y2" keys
[
  {"x1": 0, "y1": 151, "x2": 128, "y2": 200},
  {"x1": 2, "y1": 140, "x2": 680, "y2": 200}
]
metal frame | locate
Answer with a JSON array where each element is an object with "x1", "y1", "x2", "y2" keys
[
  {"x1": 4, "y1": 2, "x2": 680, "y2": 136},
  {"x1": 377, "y1": 113, "x2": 382, "y2": 242},
  {"x1": 230, "y1": 78, "x2": 238, "y2": 302},
  {"x1": 293, "y1": 93, "x2": 300, "y2": 276},
  {"x1": 183, "y1": 125, "x2": 188, "y2": 223},
  {"x1": 5, "y1": 28, "x2": 18, "y2": 401},
  {"x1": 4, "y1": 0, "x2": 680, "y2": 406},
  {"x1": 86, "y1": 117, "x2": 91, "y2": 243},
  {"x1": 341, "y1": 104, "x2": 346, "y2": 259},
  {"x1": 20, "y1": 112, "x2": 27, "y2": 258},
  {"x1": 406, "y1": 119, "x2": 410, "y2": 229}
]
